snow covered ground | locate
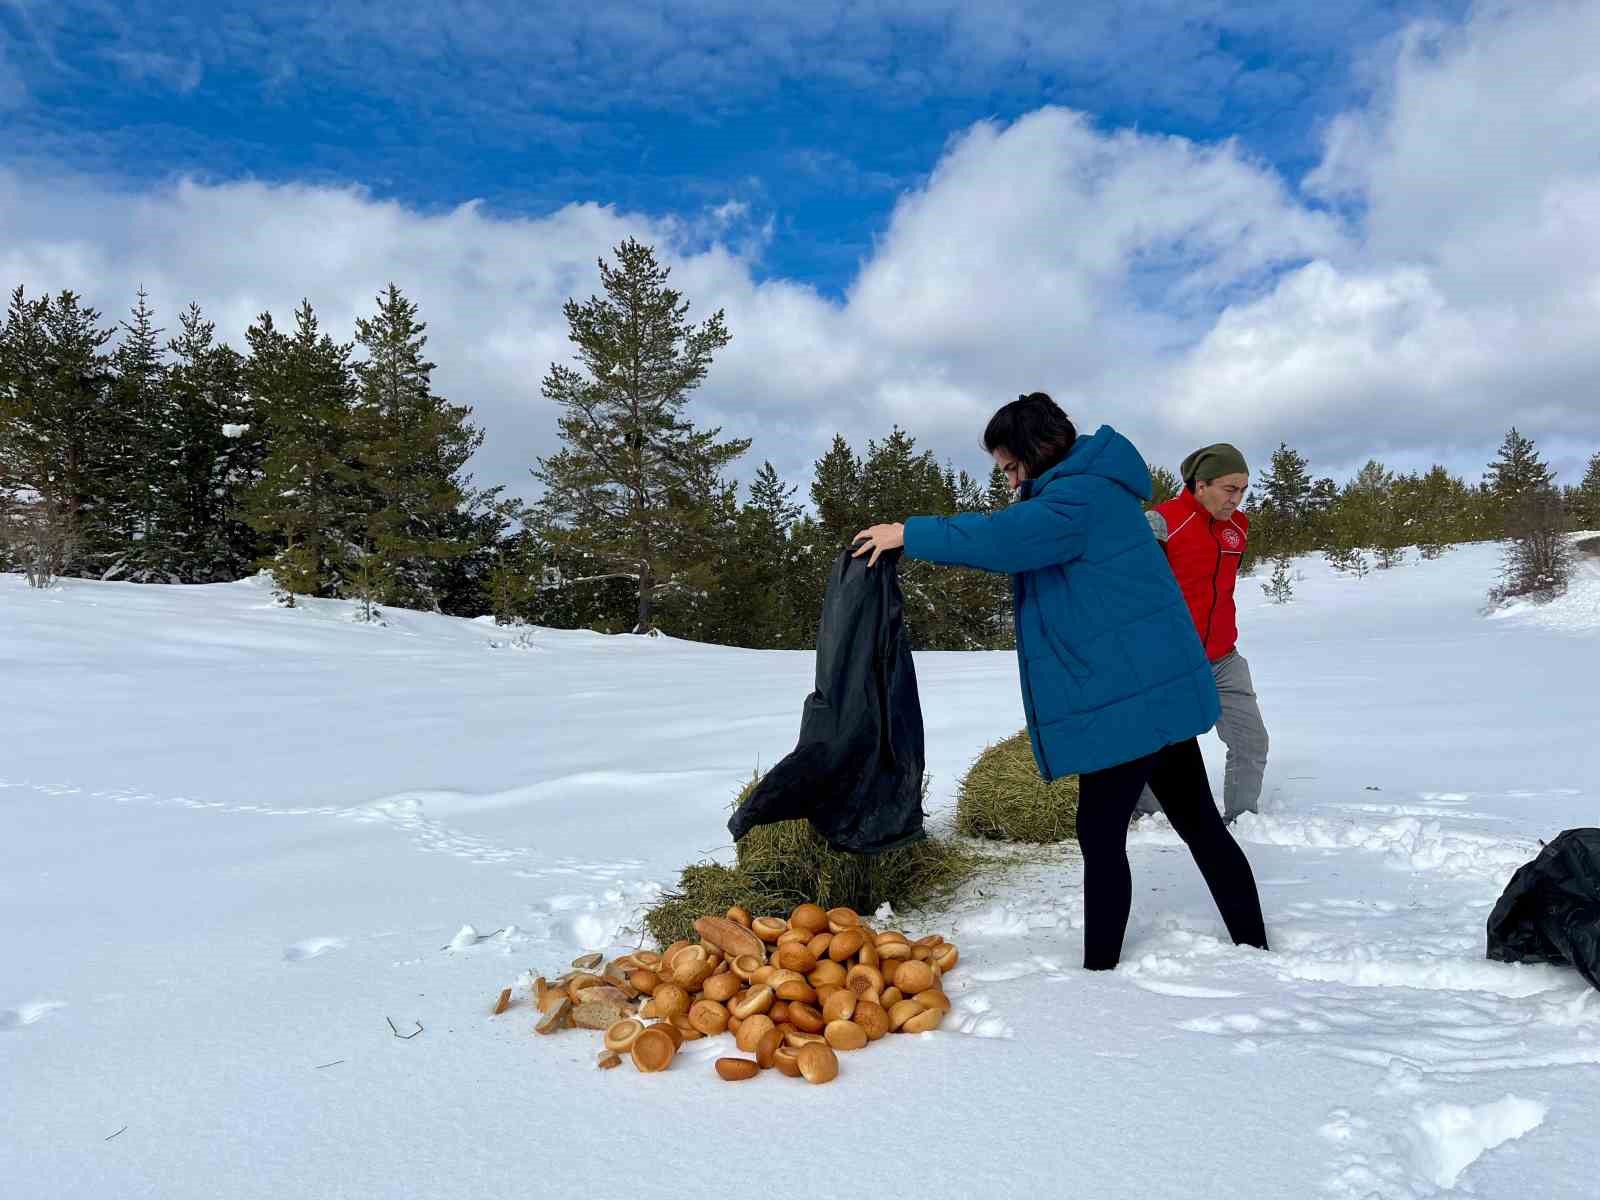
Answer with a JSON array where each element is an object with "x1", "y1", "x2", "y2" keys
[{"x1": 3, "y1": 541, "x2": 1598, "y2": 1199}]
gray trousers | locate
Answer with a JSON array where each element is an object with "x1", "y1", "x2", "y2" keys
[{"x1": 1136, "y1": 651, "x2": 1269, "y2": 820}]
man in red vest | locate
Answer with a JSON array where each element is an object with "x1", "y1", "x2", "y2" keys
[{"x1": 1135, "y1": 443, "x2": 1269, "y2": 823}]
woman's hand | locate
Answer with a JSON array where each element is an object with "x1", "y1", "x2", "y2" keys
[{"x1": 851, "y1": 522, "x2": 905, "y2": 568}]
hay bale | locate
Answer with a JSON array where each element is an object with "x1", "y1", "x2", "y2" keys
[
  {"x1": 955, "y1": 730, "x2": 1079, "y2": 843},
  {"x1": 642, "y1": 772, "x2": 985, "y2": 948},
  {"x1": 642, "y1": 863, "x2": 773, "y2": 949}
]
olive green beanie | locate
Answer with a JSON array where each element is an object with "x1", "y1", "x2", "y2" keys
[{"x1": 1180, "y1": 443, "x2": 1249, "y2": 484}]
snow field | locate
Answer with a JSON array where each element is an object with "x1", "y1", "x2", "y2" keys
[{"x1": 2, "y1": 541, "x2": 1597, "y2": 1198}]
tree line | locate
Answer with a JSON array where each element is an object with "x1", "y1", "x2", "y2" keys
[
  {"x1": 0, "y1": 281, "x2": 512, "y2": 617},
  {"x1": 4, "y1": 238, "x2": 1597, "y2": 642},
  {"x1": 1243, "y1": 431, "x2": 1595, "y2": 600}
]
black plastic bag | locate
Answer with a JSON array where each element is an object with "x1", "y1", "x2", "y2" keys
[
  {"x1": 728, "y1": 546, "x2": 926, "y2": 855},
  {"x1": 1486, "y1": 828, "x2": 1600, "y2": 991}
]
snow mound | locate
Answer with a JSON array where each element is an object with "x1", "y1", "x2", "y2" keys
[{"x1": 1407, "y1": 1095, "x2": 1547, "y2": 1188}]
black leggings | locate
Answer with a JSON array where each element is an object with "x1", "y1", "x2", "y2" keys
[{"x1": 1076, "y1": 737, "x2": 1268, "y2": 970}]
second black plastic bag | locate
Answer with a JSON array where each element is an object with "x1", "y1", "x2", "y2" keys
[{"x1": 1486, "y1": 827, "x2": 1600, "y2": 992}]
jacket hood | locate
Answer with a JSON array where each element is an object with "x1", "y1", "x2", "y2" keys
[{"x1": 1023, "y1": 425, "x2": 1152, "y2": 502}]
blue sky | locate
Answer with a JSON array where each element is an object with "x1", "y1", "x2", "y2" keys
[
  {"x1": 4, "y1": 1, "x2": 1597, "y2": 498},
  {"x1": 2, "y1": 0, "x2": 1462, "y2": 295}
]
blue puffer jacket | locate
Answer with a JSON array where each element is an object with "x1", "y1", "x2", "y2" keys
[{"x1": 903, "y1": 425, "x2": 1219, "y2": 780}]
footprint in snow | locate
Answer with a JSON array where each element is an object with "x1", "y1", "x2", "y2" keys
[
  {"x1": 1, "y1": 1001, "x2": 67, "y2": 1030},
  {"x1": 947, "y1": 992, "x2": 1015, "y2": 1039},
  {"x1": 284, "y1": 937, "x2": 346, "y2": 962},
  {"x1": 1323, "y1": 1095, "x2": 1548, "y2": 1198},
  {"x1": 1409, "y1": 1095, "x2": 1548, "y2": 1188}
]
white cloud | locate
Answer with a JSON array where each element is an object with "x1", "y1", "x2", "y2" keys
[
  {"x1": 2, "y1": 2, "x2": 1598, "y2": 500},
  {"x1": 1169, "y1": 0, "x2": 1600, "y2": 478},
  {"x1": 0, "y1": 105, "x2": 1328, "y2": 500}
]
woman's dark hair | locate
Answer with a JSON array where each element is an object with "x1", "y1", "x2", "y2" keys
[{"x1": 982, "y1": 392, "x2": 1077, "y2": 479}]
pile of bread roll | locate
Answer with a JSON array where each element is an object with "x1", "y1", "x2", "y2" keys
[{"x1": 525, "y1": 903, "x2": 959, "y2": 1085}]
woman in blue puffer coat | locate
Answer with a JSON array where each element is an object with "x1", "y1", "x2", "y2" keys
[{"x1": 853, "y1": 392, "x2": 1268, "y2": 970}]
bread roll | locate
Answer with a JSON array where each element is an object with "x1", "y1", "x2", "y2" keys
[
  {"x1": 847, "y1": 964, "x2": 885, "y2": 996},
  {"x1": 893, "y1": 960, "x2": 936, "y2": 995},
  {"x1": 751, "y1": 916, "x2": 788, "y2": 943},
  {"x1": 824, "y1": 1019, "x2": 868, "y2": 1051},
  {"x1": 808, "y1": 961, "x2": 847, "y2": 988},
  {"x1": 825, "y1": 907, "x2": 861, "y2": 934},
  {"x1": 688, "y1": 1000, "x2": 730, "y2": 1036},
  {"x1": 776, "y1": 943, "x2": 818, "y2": 973},
  {"x1": 822, "y1": 990, "x2": 858, "y2": 1023},
  {"x1": 827, "y1": 929, "x2": 866, "y2": 962},
  {"x1": 853, "y1": 1000, "x2": 889, "y2": 1041},
  {"x1": 787, "y1": 1002, "x2": 825, "y2": 1033},
  {"x1": 789, "y1": 903, "x2": 829, "y2": 933},
  {"x1": 887, "y1": 999, "x2": 925, "y2": 1032},
  {"x1": 603, "y1": 1018, "x2": 644, "y2": 1053},
  {"x1": 630, "y1": 1027, "x2": 677, "y2": 1072},
  {"x1": 715, "y1": 1057, "x2": 759, "y2": 1081},
  {"x1": 735, "y1": 1014, "x2": 776, "y2": 1054},
  {"x1": 797, "y1": 1042, "x2": 839, "y2": 1084},
  {"x1": 773, "y1": 1045, "x2": 802, "y2": 1077},
  {"x1": 756, "y1": 1025, "x2": 783, "y2": 1069},
  {"x1": 729, "y1": 985, "x2": 774, "y2": 1019},
  {"x1": 652, "y1": 983, "x2": 691, "y2": 1020}
]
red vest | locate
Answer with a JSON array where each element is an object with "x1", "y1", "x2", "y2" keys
[{"x1": 1153, "y1": 489, "x2": 1247, "y2": 662}]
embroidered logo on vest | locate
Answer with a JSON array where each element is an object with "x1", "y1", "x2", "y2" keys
[{"x1": 1220, "y1": 526, "x2": 1243, "y2": 550}]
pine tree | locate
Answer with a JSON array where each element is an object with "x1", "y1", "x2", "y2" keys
[
  {"x1": 984, "y1": 464, "x2": 1013, "y2": 512},
  {"x1": 1351, "y1": 460, "x2": 1407, "y2": 568},
  {"x1": 1408, "y1": 465, "x2": 1470, "y2": 558},
  {"x1": 242, "y1": 301, "x2": 358, "y2": 602},
  {"x1": 1256, "y1": 443, "x2": 1313, "y2": 554},
  {"x1": 101, "y1": 290, "x2": 168, "y2": 578},
  {"x1": 947, "y1": 463, "x2": 1011, "y2": 648},
  {"x1": 749, "y1": 460, "x2": 803, "y2": 535},
  {"x1": 1261, "y1": 555, "x2": 1294, "y2": 604},
  {"x1": 1321, "y1": 461, "x2": 1381, "y2": 573},
  {"x1": 853, "y1": 429, "x2": 1009, "y2": 651},
  {"x1": 788, "y1": 435, "x2": 870, "y2": 647},
  {"x1": 1303, "y1": 476, "x2": 1336, "y2": 548},
  {"x1": 346, "y1": 284, "x2": 489, "y2": 617},
  {"x1": 1484, "y1": 428, "x2": 1555, "y2": 532},
  {"x1": 533, "y1": 239, "x2": 747, "y2": 634},
  {"x1": 810, "y1": 434, "x2": 867, "y2": 542},
  {"x1": 785, "y1": 514, "x2": 836, "y2": 646},
  {"x1": 476, "y1": 499, "x2": 541, "y2": 627},
  {"x1": 1262, "y1": 443, "x2": 1313, "y2": 513},
  {"x1": 0, "y1": 288, "x2": 116, "y2": 578},
  {"x1": 1147, "y1": 465, "x2": 1180, "y2": 509},
  {"x1": 161, "y1": 303, "x2": 264, "y2": 581},
  {"x1": 1572, "y1": 451, "x2": 1600, "y2": 530},
  {"x1": 687, "y1": 461, "x2": 801, "y2": 647},
  {"x1": 0, "y1": 288, "x2": 80, "y2": 583},
  {"x1": 1325, "y1": 544, "x2": 1370, "y2": 578},
  {"x1": 860, "y1": 428, "x2": 941, "y2": 529}
]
